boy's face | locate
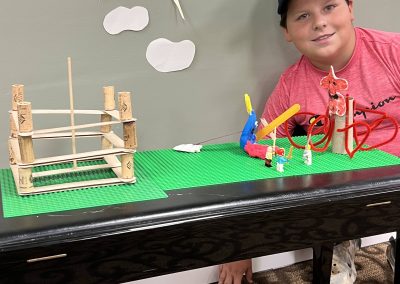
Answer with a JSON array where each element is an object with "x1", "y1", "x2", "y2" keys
[{"x1": 283, "y1": 0, "x2": 355, "y2": 70}]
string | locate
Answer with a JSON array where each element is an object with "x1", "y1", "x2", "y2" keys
[{"x1": 195, "y1": 130, "x2": 242, "y2": 145}]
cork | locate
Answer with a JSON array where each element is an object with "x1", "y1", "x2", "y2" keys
[
  {"x1": 121, "y1": 154, "x2": 134, "y2": 179},
  {"x1": 12, "y1": 84, "x2": 24, "y2": 111},
  {"x1": 123, "y1": 121, "x2": 137, "y2": 149},
  {"x1": 118, "y1": 92, "x2": 132, "y2": 121},
  {"x1": 17, "y1": 102, "x2": 33, "y2": 132},
  {"x1": 103, "y1": 86, "x2": 115, "y2": 111}
]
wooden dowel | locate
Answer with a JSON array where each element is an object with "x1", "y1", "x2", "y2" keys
[
  {"x1": 272, "y1": 127, "x2": 277, "y2": 155},
  {"x1": 12, "y1": 84, "x2": 24, "y2": 111},
  {"x1": 67, "y1": 57, "x2": 77, "y2": 168}
]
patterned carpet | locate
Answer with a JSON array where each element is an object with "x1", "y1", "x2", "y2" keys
[{"x1": 251, "y1": 243, "x2": 393, "y2": 284}]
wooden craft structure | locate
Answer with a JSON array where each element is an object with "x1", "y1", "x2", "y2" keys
[{"x1": 8, "y1": 60, "x2": 137, "y2": 195}]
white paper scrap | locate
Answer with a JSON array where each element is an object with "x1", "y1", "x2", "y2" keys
[
  {"x1": 173, "y1": 144, "x2": 202, "y2": 153},
  {"x1": 103, "y1": 6, "x2": 149, "y2": 35},
  {"x1": 146, "y1": 38, "x2": 195, "y2": 72}
]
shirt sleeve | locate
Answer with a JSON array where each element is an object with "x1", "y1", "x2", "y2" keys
[{"x1": 259, "y1": 75, "x2": 297, "y2": 138}]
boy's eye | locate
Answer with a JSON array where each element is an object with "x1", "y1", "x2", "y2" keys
[
  {"x1": 296, "y1": 13, "x2": 309, "y2": 21},
  {"x1": 324, "y1": 4, "x2": 337, "y2": 12}
]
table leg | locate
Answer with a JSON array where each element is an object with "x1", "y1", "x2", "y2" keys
[
  {"x1": 312, "y1": 242, "x2": 334, "y2": 284},
  {"x1": 394, "y1": 231, "x2": 400, "y2": 283}
]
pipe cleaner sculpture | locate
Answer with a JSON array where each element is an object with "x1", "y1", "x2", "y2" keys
[
  {"x1": 285, "y1": 66, "x2": 398, "y2": 158},
  {"x1": 240, "y1": 93, "x2": 300, "y2": 159}
]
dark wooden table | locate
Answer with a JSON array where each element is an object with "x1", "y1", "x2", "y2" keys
[{"x1": 1, "y1": 166, "x2": 400, "y2": 284}]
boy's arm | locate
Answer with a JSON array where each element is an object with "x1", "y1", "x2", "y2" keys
[
  {"x1": 391, "y1": 36, "x2": 400, "y2": 91},
  {"x1": 218, "y1": 259, "x2": 253, "y2": 284}
]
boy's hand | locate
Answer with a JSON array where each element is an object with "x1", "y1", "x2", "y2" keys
[{"x1": 218, "y1": 259, "x2": 253, "y2": 284}]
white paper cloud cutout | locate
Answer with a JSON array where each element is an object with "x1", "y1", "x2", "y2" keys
[
  {"x1": 103, "y1": 6, "x2": 149, "y2": 35},
  {"x1": 146, "y1": 38, "x2": 196, "y2": 72}
]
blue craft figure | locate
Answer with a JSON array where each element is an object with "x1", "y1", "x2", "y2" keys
[{"x1": 276, "y1": 154, "x2": 288, "y2": 173}]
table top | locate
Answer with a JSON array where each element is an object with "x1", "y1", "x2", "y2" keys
[{"x1": 1, "y1": 164, "x2": 400, "y2": 253}]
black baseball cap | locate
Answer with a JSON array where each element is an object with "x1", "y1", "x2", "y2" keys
[{"x1": 277, "y1": 0, "x2": 289, "y2": 15}]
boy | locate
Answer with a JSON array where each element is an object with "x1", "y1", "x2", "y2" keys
[{"x1": 218, "y1": 0, "x2": 400, "y2": 283}]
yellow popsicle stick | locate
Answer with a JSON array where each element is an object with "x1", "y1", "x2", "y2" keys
[
  {"x1": 255, "y1": 104, "x2": 300, "y2": 141},
  {"x1": 244, "y1": 93, "x2": 253, "y2": 114}
]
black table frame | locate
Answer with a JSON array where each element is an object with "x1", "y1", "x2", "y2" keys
[{"x1": 1, "y1": 165, "x2": 400, "y2": 284}]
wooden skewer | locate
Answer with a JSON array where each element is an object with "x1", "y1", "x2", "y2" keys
[
  {"x1": 272, "y1": 127, "x2": 277, "y2": 155},
  {"x1": 173, "y1": 0, "x2": 185, "y2": 20},
  {"x1": 67, "y1": 57, "x2": 77, "y2": 169},
  {"x1": 287, "y1": 146, "x2": 294, "y2": 159}
]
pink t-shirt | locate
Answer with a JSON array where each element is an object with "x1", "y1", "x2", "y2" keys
[{"x1": 261, "y1": 27, "x2": 400, "y2": 156}]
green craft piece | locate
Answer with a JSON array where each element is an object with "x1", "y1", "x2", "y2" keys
[
  {"x1": 138, "y1": 135, "x2": 399, "y2": 191},
  {"x1": 1, "y1": 136, "x2": 399, "y2": 218},
  {"x1": 1, "y1": 160, "x2": 168, "y2": 218}
]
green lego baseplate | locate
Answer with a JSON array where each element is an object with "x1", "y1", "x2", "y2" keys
[{"x1": 1, "y1": 135, "x2": 399, "y2": 218}]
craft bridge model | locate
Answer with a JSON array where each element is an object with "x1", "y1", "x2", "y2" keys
[{"x1": 7, "y1": 58, "x2": 137, "y2": 195}]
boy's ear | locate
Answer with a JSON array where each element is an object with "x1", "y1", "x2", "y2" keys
[
  {"x1": 348, "y1": 0, "x2": 355, "y2": 21},
  {"x1": 282, "y1": 28, "x2": 292, "y2": 42}
]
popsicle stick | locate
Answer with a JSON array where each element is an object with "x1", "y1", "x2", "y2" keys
[
  {"x1": 103, "y1": 132, "x2": 125, "y2": 148},
  {"x1": 32, "y1": 162, "x2": 120, "y2": 178},
  {"x1": 32, "y1": 131, "x2": 102, "y2": 140},
  {"x1": 255, "y1": 104, "x2": 300, "y2": 141},
  {"x1": 18, "y1": 148, "x2": 135, "y2": 168},
  {"x1": 15, "y1": 177, "x2": 136, "y2": 195},
  {"x1": 29, "y1": 109, "x2": 104, "y2": 115},
  {"x1": 24, "y1": 120, "x2": 129, "y2": 136}
]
